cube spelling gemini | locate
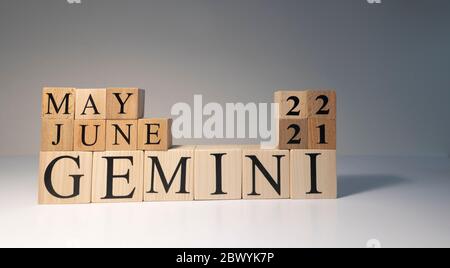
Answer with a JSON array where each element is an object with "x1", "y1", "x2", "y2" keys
[{"x1": 39, "y1": 87, "x2": 337, "y2": 204}]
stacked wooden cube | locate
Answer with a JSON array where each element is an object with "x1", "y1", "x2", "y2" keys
[
  {"x1": 39, "y1": 87, "x2": 172, "y2": 204},
  {"x1": 38, "y1": 87, "x2": 337, "y2": 205},
  {"x1": 275, "y1": 90, "x2": 337, "y2": 199}
]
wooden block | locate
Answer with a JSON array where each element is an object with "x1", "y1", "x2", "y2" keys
[
  {"x1": 138, "y1": 118, "x2": 172, "y2": 151},
  {"x1": 106, "y1": 88, "x2": 145, "y2": 120},
  {"x1": 307, "y1": 118, "x2": 336, "y2": 150},
  {"x1": 74, "y1": 119, "x2": 106, "y2": 151},
  {"x1": 91, "y1": 151, "x2": 144, "y2": 203},
  {"x1": 41, "y1": 87, "x2": 75, "y2": 119},
  {"x1": 41, "y1": 119, "x2": 74, "y2": 151},
  {"x1": 75, "y1": 88, "x2": 107, "y2": 120},
  {"x1": 276, "y1": 119, "x2": 308, "y2": 150},
  {"x1": 38, "y1": 151, "x2": 92, "y2": 204},
  {"x1": 306, "y1": 90, "x2": 336, "y2": 119},
  {"x1": 290, "y1": 150, "x2": 337, "y2": 199},
  {"x1": 143, "y1": 146, "x2": 195, "y2": 201},
  {"x1": 274, "y1": 90, "x2": 308, "y2": 119},
  {"x1": 194, "y1": 145, "x2": 242, "y2": 200},
  {"x1": 105, "y1": 120, "x2": 138, "y2": 151},
  {"x1": 242, "y1": 147, "x2": 290, "y2": 199}
]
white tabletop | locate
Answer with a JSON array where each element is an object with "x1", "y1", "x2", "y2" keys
[{"x1": 0, "y1": 155, "x2": 449, "y2": 248}]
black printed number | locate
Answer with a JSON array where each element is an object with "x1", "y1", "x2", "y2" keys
[
  {"x1": 317, "y1": 124, "x2": 328, "y2": 144},
  {"x1": 287, "y1": 124, "x2": 301, "y2": 144},
  {"x1": 316, "y1": 95, "x2": 330, "y2": 115},
  {"x1": 286, "y1": 96, "x2": 300, "y2": 116}
]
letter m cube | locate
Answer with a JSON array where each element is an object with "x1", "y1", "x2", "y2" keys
[{"x1": 41, "y1": 87, "x2": 76, "y2": 119}]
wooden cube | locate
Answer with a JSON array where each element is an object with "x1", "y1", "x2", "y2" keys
[
  {"x1": 41, "y1": 119, "x2": 74, "y2": 151},
  {"x1": 38, "y1": 151, "x2": 93, "y2": 204},
  {"x1": 106, "y1": 88, "x2": 145, "y2": 120},
  {"x1": 75, "y1": 88, "x2": 107, "y2": 120},
  {"x1": 290, "y1": 150, "x2": 337, "y2": 199},
  {"x1": 105, "y1": 120, "x2": 138, "y2": 151},
  {"x1": 307, "y1": 118, "x2": 336, "y2": 150},
  {"x1": 143, "y1": 146, "x2": 195, "y2": 201},
  {"x1": 242, "y1": 147, "x2": 290, "y2": 199},
  {"x1": 276, "y1": 119, "x2": 308, "y2": 150},
  {"x1": 274, "y1": 90, "x2": 308, "y2": 119},
  {"x1": 138, "y1": 118, "x2": 172, "y2": 151},
  {"x1": 91, "y1": 151, "x2": 144, "y2": 203},
  {"x1": 306, "y1": 90, "x2": 336, "y2": 119},
  {"x1": 74, "y1": 119, "x2": 106, "y2": 151},
  {"x1": 194, "y1": 145, "x2": 242, "y2": 200},
  {"x1": 41, "y1": 87, "x2": 75, "y2": 119}
]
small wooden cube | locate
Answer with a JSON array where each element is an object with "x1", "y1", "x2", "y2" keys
[
  {"x1": 41, "y1": 87, "x2": 75, "y2": 119},
  {"x1": 276, "y1": 119, "x2": 308, "y2": 150},
  {"x1": 91, "y1": 151, "x2": 144, "y2": 203},
  {"x1": 138, "y1": 118, "x2": 172, "y2": 151},
  {"x1": 106, "y1": 88, "x2": 145, "y2": 120},
  {"x1": 290, "y1": 150, "x2": 337, "y2": 199},
  {"x1": 41, "y1": 119, "x2": 74, "y2": 151},
  {"x1": 74, "y1": 119, "x2": 106, "y2": 151},
  {"x1": 306, "y1": 90, "x2": 336, "y2": 119},
  {"x1": 105, "y1": 120, "x2": 138, "y2": 151},
  {"x1": 307, "y1": 118, "x2": 336, "y2": 150},
  {"x1": 194, "y1": 145, "x2": 243, "y2": 200},
  {"x1": 38, "y1": 151, "x2": 93, "y2": 204},
  {"x1": 75, "y1": 88, "x2": 107, "y2": 120},
  {"x1": 274, "y1": 90, "x2": 308, "y2": 119},
  {"x1": 143, "y1": 146, "x2": 195, "y2": 201},
  {"x1": 242, "y1": 147, "x2": 290, "y2": 199}
]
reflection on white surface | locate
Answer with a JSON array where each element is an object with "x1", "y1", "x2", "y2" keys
[{"x1": 0, "y1": 155, "x2": 449, "y2": 248}]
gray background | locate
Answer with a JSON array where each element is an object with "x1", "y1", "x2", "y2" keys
[{"x1": 0, "y1": 0, "x2": 449, "y2": 156}]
